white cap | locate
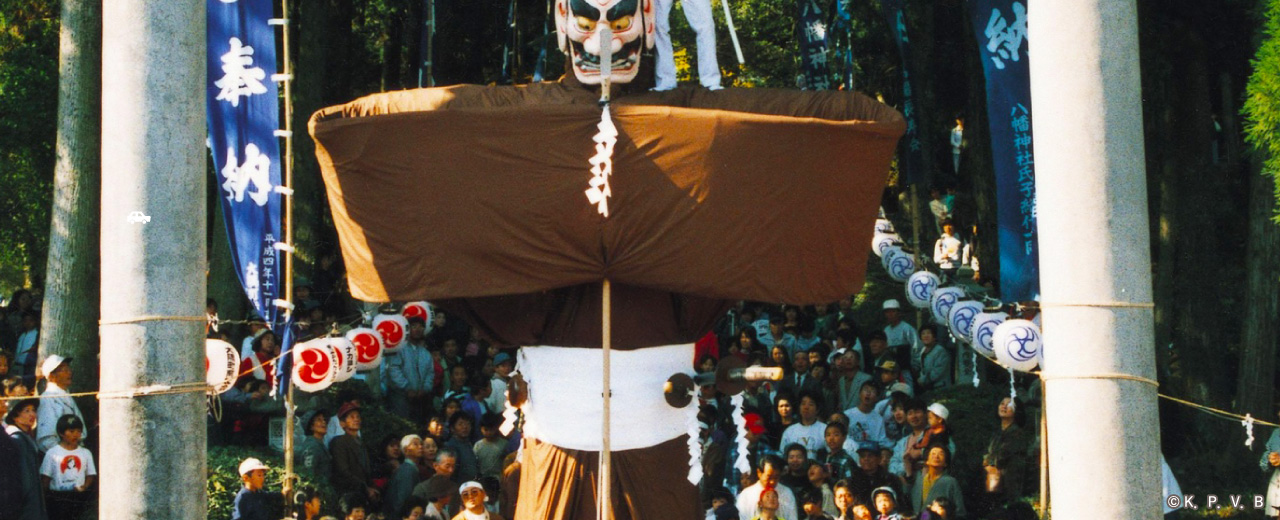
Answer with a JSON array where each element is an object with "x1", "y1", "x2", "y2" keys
[
  {"x1": 888, "y1": 382, "x2": 914, "y2": 398},
  {"x1": 41, "y1": 355, "x2": 71, "y2": 378},
  {"x1": 239, "y1": 457, "x2": 269, "y2": 476},
  {"x1": 883, "y1": 299, "x2": 901, "y2": 310},
  {"x1": 459, "y1": 481, "x2": 484, "y2": 494},
  {"x1": 927, "y1": 402, "x2": 950, "y2": 421}
]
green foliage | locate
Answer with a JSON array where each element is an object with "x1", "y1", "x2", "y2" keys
[
  {"x1": 0, "y1": 0, "x2": 57, "y2": 293},
  {"x1": 208, "y1": 445, "x2": 338, "y2": 520},
  {"x1": 1243, "y1": 0, "x2": 1280, "y2": 224}
]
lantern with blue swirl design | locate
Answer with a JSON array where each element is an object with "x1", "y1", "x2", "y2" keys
[
  {"x1": 874, "y1": 218, "x2": 896, "y2": 234},
  {"x1": 993, "y1": 319, "x2": 1042, "y2": 372},
  {"x1": 905, "y1": 271, "x2": 940, "y2": 309},
  {"x1": 946, "y1": 300, "x2": 984, "y2": 344},
  {"x1": 873, "y1": 233, "x2": 903, "y2": 258},
  {"x1": 970, "y1": 312, "x2": 1007, "y2": 359},
  {"x1": 929, "y1": 287, "x2": 965, "y2": 325},
  {"x1": 882, "y1": 247, "x2": 916, "y2": 282}
]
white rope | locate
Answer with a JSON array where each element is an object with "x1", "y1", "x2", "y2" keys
[
  {"x1": 585, "y1": 105, "x2": 617, "y2": 217},
  {"x1": 1243, "y1": 414, "x2": 1256, "y2": 449},
  {"x1": 1008, "y1": 366, "x2": 1017, "y2": 401},
  {"x1": 972, "y1": 352, "x2": 980, "y2": 388}
]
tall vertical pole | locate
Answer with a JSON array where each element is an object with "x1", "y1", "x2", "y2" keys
[
  {"x1": 599, "y1": 279, "x2": 613, "y2": 520},
  {"x1": 1029, "y1": 1, "x2": 1161, "y2": 519},
  {"x1": 100, "y1": 1, "x2": 206, "y2": 519},
  {"x1": 280, "y1": 0, "x2": 298, "y2": 505}
]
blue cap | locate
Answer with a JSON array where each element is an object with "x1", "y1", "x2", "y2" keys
[{"x1": 493, "y1": 352, "x2": 514, "y2": 366}]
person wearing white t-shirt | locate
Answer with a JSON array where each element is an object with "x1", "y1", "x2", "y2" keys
[
  {"x1": 40, "y1": 414, "x2": 97, "y2": 520},
  {"x1": 780, "y1": 392, "x2": 828, "y2": 459},
  {"x1": 843, "y1": 381, "x2": 889, "y2": 450}
]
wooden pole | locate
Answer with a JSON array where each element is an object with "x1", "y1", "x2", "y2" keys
[
  {"x1": 599, "y1": 279, "x2": 613, "y2": 520},
  {"x1": 279, "y1": 0, "x2": 297, "y2": 505},
  {"x1": 1040, "y1": 383, "x2": 1048, "y2": 519}
]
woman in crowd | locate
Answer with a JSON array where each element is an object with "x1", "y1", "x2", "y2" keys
[
  {"x1": 293, "y1": 487, "x2": 323, "y2": 520},
  {"x1": 296, "y1": 409, "x2": 332, "y2": 486},
  {"x1": 373, "y1": 434, "x2": 404, "y2": 492},
  {"x1": 383, "y1": 435, "x2": 424, "y2": 518},
  {"x1": 768, "y1": 393, "x2": 798, "y2": 451},
  {"x1": 979, "y1": 397, "x2": 1031, "y2": 513},
  {"x1": 6, "y1": 398, "x2": 45, "y2": 520},
  {"x1": 909, "y1": 445, "x2": 965, "y2": 518}
]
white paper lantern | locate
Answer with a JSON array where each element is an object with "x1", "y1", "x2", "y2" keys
[
  {"x1": 970, "y1": 312, "x2": 1007, "y2": 359},
  {"x1": 292, "y1": 339, "x2": 340, "y2": 392},
  {"x1": 882, "y1": 247, "x2": 916, "y2": 282},
  {"x1": 373, "y1": 313, "x2": 409, "y2": 352},
  {"x1": 328, "y1": 337, "x2": 359, "y2": 382},
  {"x1": 205, "y1": 339, "x2": 241, "y2": 394},
  {"x1": 947, "y1": 301, "x2": 984, "y2": 344},
  {"x1": 905, "y1": 271, "x2": 941, "y2": 309},
  {"x1": 401, "y1": 301, "x2": 433, "y2": 328},
  {"x1": 872, "y1": 233, "x2": 903, "y2": 258},
  {"x1": 874, "y1": 218, "x2": 896, "y2": 235},
  {"x1": 346, "y1": 327, "x2": 384, "y2": 371},
  {"x1": 929, "y1": 287, "x2": 965, "y2": 325},
  {"x1": 993, "y1": 319, "x2": 1042, "y2": 372}
]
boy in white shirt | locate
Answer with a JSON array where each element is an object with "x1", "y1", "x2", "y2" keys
[{"x1": 40, "y1": 414, "x2": 97, "y2": 520}]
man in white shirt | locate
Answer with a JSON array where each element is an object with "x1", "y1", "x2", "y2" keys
[
  {"x1": 843, "y1": 381, "x2": 888, "y2": 451},
  {"x1": 934, "y1": 221, "x2": 963, "y2": 279},
  {"x1": 36, "y1": 355, "x2": 87, "y2": 451},
  {"x1": 779, "y1": 391, "x2": 827, "y2": 458},
  {"x1": 737, "y1": 455, "x2": 799, "y2": 520},
  {"x1": 882, "y1": 300, "x2": 920, "y2": 370}
]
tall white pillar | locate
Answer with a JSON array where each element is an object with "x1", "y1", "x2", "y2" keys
[
  {"x1": 100, "y1": 2, "x2": 207, "y2": 518},
  {"x1": 1029, "y1": 1, "x2": 1162, "y2": 519}
]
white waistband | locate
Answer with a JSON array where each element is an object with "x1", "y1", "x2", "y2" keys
[{"x1": 517, "y1": 344, "x2": 694, "y2": 451}]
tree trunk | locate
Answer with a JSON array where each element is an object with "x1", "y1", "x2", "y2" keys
[
  {"x1": 1236, "y1": 156, "x2": 1280, "y2": 419},
  {"x1": 40, "y1": 0, "x2": 101, "y2": 396}
]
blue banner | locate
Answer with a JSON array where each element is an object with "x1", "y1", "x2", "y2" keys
[
  {"x1": 207, "y1": 0, "x2": 284, "y2": 326},
  {"x1": 968, "y1": 0, "x2": 1039, "y2": 302},
  {"x1": 880, "y1": 0, "x2": 924, "y2": 186},
  {"x1": 796, "y1": 0, "x2": 831, "y2": 90}
]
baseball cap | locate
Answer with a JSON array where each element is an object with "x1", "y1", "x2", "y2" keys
[
  {"x1": 927, "y1": 402, "x2": 950, "y2": 421},
  {"x1": 41, "y1": 355, "x2": 71, "y2": 378},
  {"x1": 877, "y1": 359, "x2": 898, "y2": 372},
  {"x1": 872, "y1": 486, "x2": 897, "y2": 501},
  {"x1": 239, "y1": 457, "x2": 269, "y2": 476},
  {"x1": 337, "y1": 402, "x2": 361, "y2": 420},
  {"x1": 494, "y1": 352, "x2": 513, "y2": 367},
  {"x1": 742, "y1": 413, "x2": 766, "y2": 435},
  {"x1": 887, "y1": 382, "x2": 914, "y2": 397},
  {"x1": 882, "y1": 299, "x2": 901, "y2": 310}
]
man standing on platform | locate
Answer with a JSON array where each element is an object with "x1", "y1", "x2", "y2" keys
[{"x1": 653, "y1": 0, "x2": 722, "y2": 91}]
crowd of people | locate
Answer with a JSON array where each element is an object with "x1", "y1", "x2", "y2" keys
[{"x1": 0, "y1": 225, "x2": 1041, "y2": 520}]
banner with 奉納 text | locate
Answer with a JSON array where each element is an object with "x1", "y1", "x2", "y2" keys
[
  {"x1": 880, "y1": 0, "x2": 924, "y2": 186},
  {"x1": 206, "y1": 0, "x2": 284, "y2": 329},
  {"x1": 968, "y1": 0, "x2": 1040, "y2": 302}
]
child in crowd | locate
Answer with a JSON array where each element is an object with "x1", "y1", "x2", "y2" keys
[
  {"x1": 800, "y1": 485, "x2": 834, "y2": 520},
  {"x1": 233, "y1": 458, "x2": 280, "y2": 520},
  {"x1": 913, "y1": 403, "x2": 951, "y2": 453},
  {"x1": 806, "y1": 460, "x2": 837, "y2": 518},
  {"x1": 849, "y1": 504, "x2": 873, "y2": 520},
  {"x1": 40, "y1": 414, "x2": 97, "y2": 520},
  {"x1": 3, "y1": 376, "x2": 30, "y2": 397},
  {"x1": 816, "y1": 422, "x2": 857, "y2": 483},
  {"x1": 474, "y1": 413, "x2": 507, "y2": 480},
  {"x1": 340, "y1": 492, "x2": 369, "y2": 520},
  {"x1": 871, "y1": 487, "x2": 902, "y2": 520},
  {"x1": 753, "y1": 488, "x2": 784, "y2": 520}
]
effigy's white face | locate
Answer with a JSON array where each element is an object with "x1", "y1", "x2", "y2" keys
[{"x1": 556, "y1": 0, "x2": 654, "y2": 84}]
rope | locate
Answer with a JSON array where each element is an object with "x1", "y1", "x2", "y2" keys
[
  {"x1": 1038, "y1": 301, "x2": 1155, "y2": 309},
  {"x1": 99, "y1": 316, "x2": 207, "y2": 326},
  {"x1": 1038, "y1": 371, "x2": 1160, "y2": 388}
]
